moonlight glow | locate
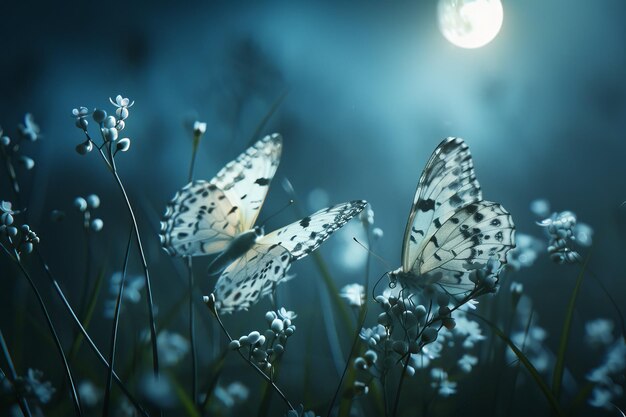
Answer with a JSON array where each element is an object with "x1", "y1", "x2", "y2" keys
[{"x1": 438, "y1": 0, "x2": 504, "y2": 49}]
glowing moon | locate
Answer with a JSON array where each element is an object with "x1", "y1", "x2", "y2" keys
[{"x1": 437, "y1": 0, "x2": 504, "y2": 49}]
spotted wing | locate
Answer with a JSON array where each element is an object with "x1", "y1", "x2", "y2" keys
[
  {"x1": 211, "y1": 134, "x2": 282, "y2": 230},
  {"x1": 402, "y1": 137, "x2": 482, "y2": 272},
  {"x1": 160, "y1": 181, "x2": 241, "y2": 257},
  {"x1": 213, "y1": 243, "x2": 292, "y2": 314},
  {"x1": 416, "y1": 201, "x2": 515, "y2": 291},
  {"x1": 259, "y1": 200, "x2": 368, "y2": 261}
]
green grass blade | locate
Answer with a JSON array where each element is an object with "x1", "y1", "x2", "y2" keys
[
  {"x1": 170, "y1": 374, "x2": 202, "y2": 417},
  {"x1": 472, "y1": 313, "x2": 565, "y2": 417},
  {"x1": 552, "y1": 254, "x2": 589, "y2": 400},
  {"x1": 68, "y1": 267, "x2": 106, "y2": 361},
  {"x1": 201, "y1": 348, "x2": 229, "y2": 413}
]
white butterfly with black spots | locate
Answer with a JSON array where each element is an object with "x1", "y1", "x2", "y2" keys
[
  {"x1": 389, "y1": 137, "x2": 515, "y2": 297},
  {"x1": 160, "y1": 133, "x2": 367, "y2": 313}
]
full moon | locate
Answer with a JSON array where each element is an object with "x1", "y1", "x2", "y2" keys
[{"x1": 437, "y1": 0, "x2": 504, "y2": 49}]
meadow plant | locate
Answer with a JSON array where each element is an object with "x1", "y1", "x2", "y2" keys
[{"x1": 0, "y1": 98, "x2": 624, "y2": 417}]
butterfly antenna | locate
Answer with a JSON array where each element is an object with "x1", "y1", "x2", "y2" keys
[
  {"x1": 352, "y1": 237, "x2": 393, "y2": 271},
  {"x1": 260, "y1": 199, "x2": 294, "y2": 228},
  {"x1": 372, "y1": 271, "x2": 390, "y2": 301}
]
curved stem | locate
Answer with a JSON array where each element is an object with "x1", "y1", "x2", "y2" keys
[
  {"x1": 187, "y1": 256, "x2": 198, "y2": 405},
  {"x1": 0, "y1": 242, "x2": 83, "y2": 416},
  {"x1": 186, "y1": 134, "x2": 199, "y2": 406},
  {"x1": 207, "y1": 298, "x2": 295, "y2": 411},
  {"x1": 102, "y1": 229, "x2": 133, "y2": 417},
  {"x1": 0, "y1": 328, "x2": 33, "y2": 417},
  {"x1": 105, "y1": 144, "x2": 160, "y2": 376},
  {"x1": 33, "y1": 249, "x2": 149, "y2": 417}
]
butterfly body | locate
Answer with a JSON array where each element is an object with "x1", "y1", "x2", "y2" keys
[
  {"x1": 392, "y1": 137, "x2": 515, "y2": 296},
  {"x1": 160, "y1": 133, "x2": 366, "y2": 313},
  {"x1": 207, "y1": 226, "x2": 264, "y2": 276}
]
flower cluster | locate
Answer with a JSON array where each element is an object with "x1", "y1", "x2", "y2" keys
[
  {"x1": 213, "y1": 381, "x2": 249, "y2": 409},
  {"x1": 340, "y1": 283, "x2": 365, "y2": 307},
  {"x1": 1, "y1": 114, "x2": 40, "y2": 173},
  {"x1": 156, "y1": 330, "x2": 190, "y2": 367},
  {"x1": 103, "y1": 272, "x2": 145, "y2": 318},
  {"x1": 228, "y1": 308, "x2": 297, "y2": 376},
  {"x1": 506, "y1": 233, "x2": 544, "y2": 271},
  {"x1": 584, "y1": 318, "x2": 625, "y2": 410},
  {"x1": 74, "y1": 95, "x2": 134, "y2": 156},
  {"x1": 3, "y1": 368, "x2": 56, "y2": 405},
  {"x1": 0, "y1": 201, "x2": 39, "y2": 255},
  {"x1": 532, "y1": 199, "x2": 593, "y2": 264},
  {"x1": 354, "y1": 293, "x2": 443, "y2": 390},
  {"x1": 73, "y1": 194, "x2": 104, "y2": 232}
]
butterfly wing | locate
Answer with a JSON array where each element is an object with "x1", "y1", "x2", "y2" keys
[
  {"x1": 401, "y1": 137, "x2": 482, "y2": 272},
  {"x1": 160, "y1": 181, "x2": 242, "y2": 257},
  {"x1": 211, "y1": 134, "x2": 282, "y2": 230},
  {"x1": 416, "y1": 201, "x2": 515, "y2": 292},
  {"x1": 213, "y1": 243, "x2": 292, "y2": 314},
  {"x1": 260, "y1": 200, "x2": 368, "y2": 260}
]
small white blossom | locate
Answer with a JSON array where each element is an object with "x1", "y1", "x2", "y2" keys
[
  {"x1": 458, "y1": 354, "x2": 478, "y2": 373},
  {"x1": 157, "y1": 331, "x2": 190, "y2": 366},
  {"x1": 585, "y1": 319, "x2": 614, "y2": 348},
  {"x1": 340, "y1": 283, "x2": 365, "y2": 307},
  {"x1": 193, "y1": 121, "x2": 207, "y2": 135},
  {"x1": 277, "y1": 307, "x2": 297, "y2": 320}
]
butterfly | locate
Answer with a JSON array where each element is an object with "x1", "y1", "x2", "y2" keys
[
  {"x1": 160, "y1": 133, "x2": 367, "y2": 313},
  {"x1": 389, "y1": 137, "x2": 515, "y2": 297}
]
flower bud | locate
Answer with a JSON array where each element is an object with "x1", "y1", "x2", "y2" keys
[
  {"x1": 76, "y1": 140, "x2": 93, "y2": 155},
  {"x1": 442, "y1": 318, "x2": 456, "y2": 330},
  {"x1": 271, "y1": 318, "x2": 284, "y2": 333},
  {"x1": 103, "y1": 116, "x2": 117, "y2": 129},
  {"x1": 1, "y1": 136, "x2": 10, "y2": 146},
  {"x1": 247, "y1": 331, "x2": 261, "y2": 345},
  {"x1": 354, "y1": 357, "x2": 367, "y2": 370},
  {"x1": 21, "y1": 242, "x2": 33, "y2": 254},
  {"x1": 19, "y1": 156, "x2": 35, "y2": 170},
  {"x1": 103, "y1": 127, "x2": 118, "y2": 142},
  {"x1": 92, "y1": 109, "x2": 107, "y2": 124},
  {"x1": 91, "y1": 218, "x2": 104, "y2": 232},
  {"x1": 421, "y1": 327, "x2": 438, "y2": 344},
  {"x1": 116, "y1": 107, "x2": 129, "y2": 120},
  {"x1": 228, "y1": 340, "x2": 241, "y2": 350},
  {"x1": 86, "y1": 194, "x2": 100, "y2": 209},
  {"x1": 265, "y1": 311, "x2": 277, "y2": 323},
  {"x1": 74, "y1": 197, "x2": 87, "y2": 212},
  {"x1": 116, "y1": 138, "x2": 131, "y2": 152},
  {"x1": 1, "y1": 212, "x2": 14, "y2": 226}
]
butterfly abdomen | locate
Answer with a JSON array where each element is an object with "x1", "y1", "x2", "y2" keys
[{"x1": 208, "y1": 229, "x2": 263, "y2": 276}]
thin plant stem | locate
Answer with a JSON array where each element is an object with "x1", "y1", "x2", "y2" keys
[
  {"x1": 329, "y1": 229, "x2": 372, "y2": 417},
  {"x1": 33, "y1": 249, "x2": 150, "y2": 417},
  {"x1": 78, "y1": 226, "x2": 93, "y2": 318},
  {"x1": 187, "y1": 256, "x2": 198, "y2": 406},
  {"x1": 390, "y1": 291, "x2": 472, "y2": 417},
  {"x1": 186, "y1": 128, "x2": 201, "y2": 406},
  {"x1": 102, "y1": 137, "x2": 160, "y2": 376},
  {"x1": 206, "y1": 297, "x2": 295, "y2": 411},
  {"x1": 102, "y1": 229, "x2": 133, "y2": 417},
  {"x1": 0, "y1": 328, "x2": 33, "y2": 417},
  {"x1": 0, "y1": 242, "x2": 83, "y2": 417}
]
